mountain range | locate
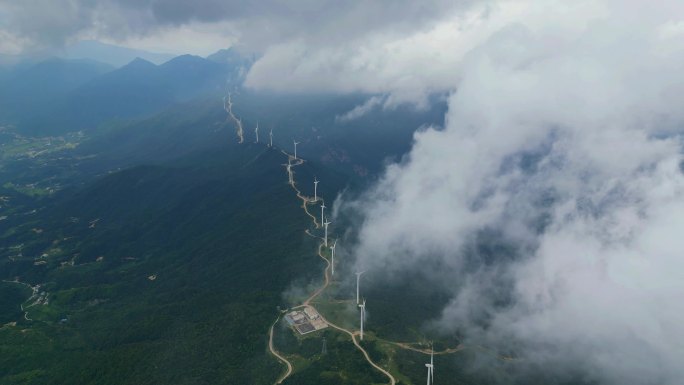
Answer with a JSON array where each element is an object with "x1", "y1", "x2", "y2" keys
[{"x1": 0, "y1": 45, "x2": 504, "y2": 385}]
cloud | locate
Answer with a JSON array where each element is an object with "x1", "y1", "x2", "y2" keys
[
  {"x1": 0, "y1": 0, "x2": 486, "y2": 98},
  {"x1": 242, "y1": 5, "x2": 490, "y2": 97},
  {"x1": 340, "y1": 1, "x2": 684, "y2": 384},
  {"x1": 335, "y1": 95, "x2": 387, "y2": 123},
  {"x1": 0, "y1": 0, "x2": 475, "y2": 52}
]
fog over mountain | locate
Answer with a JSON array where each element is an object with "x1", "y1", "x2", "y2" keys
[{"x1": 338, "y1": 2, "x2": 684, "y2": 385}]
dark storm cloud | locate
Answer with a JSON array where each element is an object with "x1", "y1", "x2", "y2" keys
[{"x1": 0, "y1": 0, "x2": 478, "y2": 50}]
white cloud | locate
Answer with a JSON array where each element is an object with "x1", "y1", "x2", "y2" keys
[
  {"x1": 335, "y1": 95, "x2": 387, "y2": 123},
  {"x1": 0, "y1": 0, "x2": 476, "y2": 59},
  {"x1": 340, "y1": 1, "x2": 684, "y2": 383},
  {"x1": 104, "y1": 22, "x2": 237, "y2": 56}
]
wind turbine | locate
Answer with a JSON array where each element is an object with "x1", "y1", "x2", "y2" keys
[
  {"x1": 330, "y1": 239, "x2": 336, "y2": 276},
  {"x1": 425, "y1": 343, "x2": 434, "y2": 385},
  {"x1": 254, "y1": 121, "x2": 259, "y2": 143},
  {"x1": 269, "y1": 129, "x2": 273, "y2": 147},
  {"x1": 320, "y1": 203, "x2": 326, "y2": 227},
  {"x1": 323, "y1": 219, "x2": 331, "y2": 247},
  {"x1": 313, "y1": 177, "x2": 319, "y2": 202},
  {"x1": 293, "y1": 140, "x2": 300, "y2": 159},
  {"x1": 355, "y1": 271, "x2": 365, "y2": 305},
  {"x1": 359, "y1": 298, "x2": 366, "y2": 341}
]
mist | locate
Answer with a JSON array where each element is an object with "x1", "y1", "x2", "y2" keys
[{"x1": 341, "y1": 2, "x2": 684, "y2": 384}]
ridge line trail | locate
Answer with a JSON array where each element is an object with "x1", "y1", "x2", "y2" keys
[
  {"x1": 325, "y1": 319, "x2": 396, "y2": 385},
  {"x1": 301, "y1": 243, "x2": 330, "y2": 307},
  {"x1": 281, "y1": 151, "x2": 320, "y2": 228},
  {"x1": 269, "y1": 314, "x2": 293, "y2": 384},
  {"x1": 223, "y1": 93, "x2": 244, "y2": 143},
  {"x1": 3, "y1": 279, "x2": 39, "y2": 322},
  {"x1": 267, "y1": 150, "x2": 396, "y2": 385}
]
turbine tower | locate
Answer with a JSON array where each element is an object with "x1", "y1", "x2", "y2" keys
[
  {"x1": 293, "y1": 140, "x2": 300, "y2": 159},
  {"x1": 269, "y1": 129, "x2": 273, "y2": 147},
  {"x1": 330, "y1": 239, "x2": 337, "y2": 276},
  {"x1": 320, "y1": 203, "x2": 326, "y2": 227},
  {"x1": 425, "y1": 344, "x2": 434, "y2": 385},
  {"x1": 359, "y1": 298, "x2": 366, "y2": 341},
  {"x1": 254, "y1": 121, "x2": 259, "y2": 143},
  {"x1": 355, "y1": 271, "x2": 365, "y2": 305},
  {"x1": 323, "y1": 219, "x2": 331, "y2": 247},
  {"x1": 313, "y1": 177, "x2": 319, "y2": 202}
]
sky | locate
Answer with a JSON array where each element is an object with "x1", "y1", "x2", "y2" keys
[
  {"x1": 0, "y1": 0, "x2": 477, "y2": 100},
  {"x1": 3, "y1": 1, "x2": 684, "y2": 384}
]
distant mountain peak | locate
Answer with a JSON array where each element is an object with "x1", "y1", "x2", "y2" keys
[
  {"x1": 161, "y1": 54, "x2": 209, "y2": 67},
  {"x1": 64, "y1": 40, "x2": 175, "y2": 67},
  {"x1": 126, "y1": 57, "x2": 156, "y2": 68},
  {"x1": 128, "y1": 56, "x2": 155, "y2": 66},
  {"x1": 206, "y1": 48, "x2": 255, "y2": 67}
]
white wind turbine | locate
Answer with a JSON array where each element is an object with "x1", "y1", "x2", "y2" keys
[
  {"x1": 254, "y1": 121, "x2": 259, "y2": 143},
  {"x1": 425, "y1": 343, "x2": 434, "y2": 385},
  {"x1": 320, "y1": 203, "x2": 326, "y2": 227},
  {"x1": 269, "y1": 129, "x2": 273, "y2": 147},
  {"x1": 313, "y1": 177, "x2": 319, "y2": 202},
  {"x1": 293, "y1": 140, "x2": 300, "y2": 159},
  {"x1": 330, "y1": 239, "x2": 337, "y2": 276},
  {"x1": 358, "y1": 298, "x2": 366, "y2": 341},
  {"x1": 323, "y1": 218, "x2": 331, "y2": 247},
  {"x1": 355, "y1": 271, "x2": 365, "y2": 305}
]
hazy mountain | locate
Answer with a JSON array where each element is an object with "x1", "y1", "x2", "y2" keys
[
  {"x1": 15, "y1": 55, "x2": 236, "y2": 135},
  {"x1": 206, "y1": 48, "x2": 255, "y2": 80},
  {"x1": 64, "y1": 40, "x2": 176, "y2": 68},
  {"x1": 0, "y1": 58, "x2": 114, "y2": 123},
  {"x1": 0, "y1": 127, "x2": 363, "y2": 383},
  {"x1": 1, "y1": 57, "x2": 112, "y2": 93},
  {"x1": 0, "y1": 145, "x2": 311, "y2": 384}
]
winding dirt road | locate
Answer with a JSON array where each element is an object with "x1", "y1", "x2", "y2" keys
[
  {"x1": 3, "y1": 279, "x2": 39, "y2": 322},
  {"x1": 326, "y1": 320, "x2": 396, "y2": 385},
  {"x1": 269, "y1": 314, "x2": 293, "y2": 384}
]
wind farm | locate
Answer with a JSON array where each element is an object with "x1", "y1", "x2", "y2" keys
[
  {"x1": 216, "y1": 115, "x2": 468, "y2": 385},
  {"x1": 0, "y1": 0, "x2": 644, "y2": 385},
  {"x1": 213, "y1": 93, "x2": 474, "y2": 384},
  {"x1": 0, "y1": 89, "x2": 498, "y2": 384},
  {"x1": 184, "y1": 88, "x2": 510, "y2": 384},
  {"x1": 1, "y1": 3, "x2": 667, "y2": 383}
]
